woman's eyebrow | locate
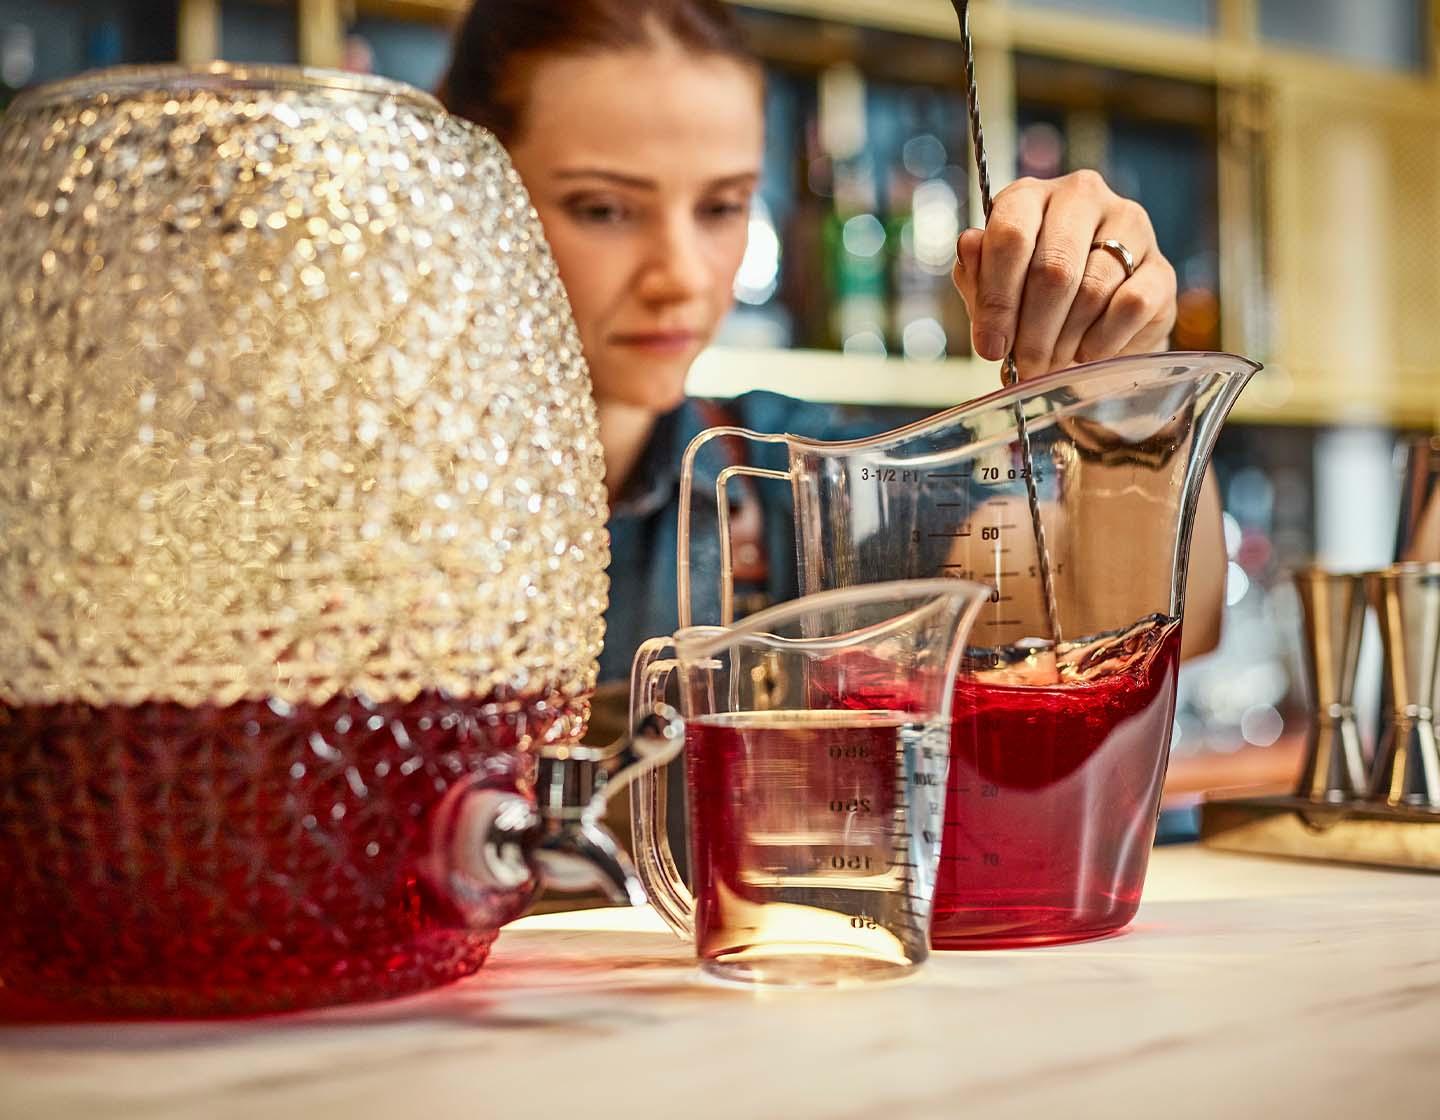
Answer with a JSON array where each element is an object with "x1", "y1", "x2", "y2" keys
[
  {"x1": 704, "y1": 172, "x2": 760, "y2": 190},
  {"x1": 550, "y1": 169, "x2": 760, "y2": 191},
  {"x1": 552, "y1": 168, "x2": 656, "y2": 189}
]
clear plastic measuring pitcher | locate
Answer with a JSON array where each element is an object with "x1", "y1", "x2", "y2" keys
[
  {"x1": 676, "y1": 352, "x2": 1258, "y2": 947},
  {"x1": 628, "y1": 580, "x2": 987, "y2": 986}
]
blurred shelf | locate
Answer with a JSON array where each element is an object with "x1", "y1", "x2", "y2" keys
[
  {"x1": 688, "y1": 347, "x2": 1440, "y2": 427},
  {"x1": 306, "y1": 0, "x2": 1440, "y2": 431},
  {"x1": 1162, "y1": 732, "x2": 1304, "y2": 805},
  {"x1": 351, "y1": 0, "x2": 465, "y2": 21},
  {"x1": 348, "y1": 0, "x2": 1440, "y2": 104},
  {"x1": 687, "y1": 347, "x2": 999, "y2": 411}
]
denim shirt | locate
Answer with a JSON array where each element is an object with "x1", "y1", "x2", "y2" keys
[{"x1": 598, "y1": 391, "x2": 881, "y2": 684}]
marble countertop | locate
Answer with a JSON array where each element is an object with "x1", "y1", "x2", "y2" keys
[{"x1": 3, "y1": 847, "x2": 1438, "y2": 1120}]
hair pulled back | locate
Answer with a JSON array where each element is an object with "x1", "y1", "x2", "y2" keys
[{"x1": 438, "y1": 0, "x2": 755, "y2": 142}]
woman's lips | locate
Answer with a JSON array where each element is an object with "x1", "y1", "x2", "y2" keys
[{"x1": 609, "y1": 330, "x2": 700, "y2": 356}]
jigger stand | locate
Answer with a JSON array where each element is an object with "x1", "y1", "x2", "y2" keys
[{"x1": 1199, "y1": 797, "x2": 1440, "y2": 871}]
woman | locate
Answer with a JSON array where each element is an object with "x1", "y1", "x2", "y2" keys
[{"x1": 438, "y1": 0, "x2": 1224, "y2": 686}]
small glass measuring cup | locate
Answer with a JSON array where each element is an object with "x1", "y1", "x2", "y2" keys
[{"x1": 628, "y1": 580, "x2": 987, "y2": 987}]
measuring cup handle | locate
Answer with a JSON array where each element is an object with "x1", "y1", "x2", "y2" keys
[
  {"x1": 627, "y1": 637, "x2": 695, "y2": 940},
  {"x1": 715, "y1": 463, "x2": 790, "y2": 626},
  {"x1": 677, "y1": 425, "x2": 792, "y2": 629}
]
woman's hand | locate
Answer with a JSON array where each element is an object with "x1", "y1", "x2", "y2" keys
[{"x1": 951, "y1": 170, "x2": 1177, "y2": 380}]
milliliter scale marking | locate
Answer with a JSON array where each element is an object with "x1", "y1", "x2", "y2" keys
[{"x1": 822, "y1": 723, "x2": 947, "y2": 933}]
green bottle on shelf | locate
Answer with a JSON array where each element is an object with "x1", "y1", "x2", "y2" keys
[{"x1": 822, "y1": 154, "x2": 889, "y2": 354}]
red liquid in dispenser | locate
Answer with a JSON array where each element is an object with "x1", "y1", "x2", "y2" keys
[
  {"x1": 0, "y1": 689, "x2": 581, "y2": 1017},
  {"x1": 932, "y1": 618, "x2": 1183, "y2": 947}
]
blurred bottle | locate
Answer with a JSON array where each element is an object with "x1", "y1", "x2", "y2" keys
[
  {"x1": 887, "y1": 126, "x2": 966, "y2": 362},
  {"x1": 0, "y1": 23, "x2": 36, "y2": 113},
  {"x1": 1396, "y1": 435, "x2": 1440, "y2": 562},
  {"x1": 816, "y1": 63, "x2": 887, "y2": 354},
  {"x1": 823, "y1": 156, "x2": 888, "y2": 354},
  {"x1": 85, "y1": 20, "x2": 123, "y2": 70}
]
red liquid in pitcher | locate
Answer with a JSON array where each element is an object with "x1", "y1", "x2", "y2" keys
[
  {"x1": 932, "y1": 617, "x2": 1182, "y2": 947},
  {"x1": 0, "y1": 689, "x2": 582, "y2": 1017}
]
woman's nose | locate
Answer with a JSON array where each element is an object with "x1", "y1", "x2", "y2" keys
[{"x1": 637, "y1": 216, "x2": 711, "y2": 303}]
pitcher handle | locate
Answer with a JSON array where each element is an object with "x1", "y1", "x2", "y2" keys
[
  {"x1": 628, "y1": 636, "x2": 694, "y2": 939},
  {"x1": 677, "y1": 425, "x2": 792, "y2": 629}
]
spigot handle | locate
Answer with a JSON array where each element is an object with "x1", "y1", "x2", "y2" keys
[{"x1": 428, "y1": 709, "x2": 685, "y2": 926}]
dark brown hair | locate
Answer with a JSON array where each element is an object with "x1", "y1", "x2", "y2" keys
[{"x1": 438, "y1": 0, "x2": 756, "y2": 142}]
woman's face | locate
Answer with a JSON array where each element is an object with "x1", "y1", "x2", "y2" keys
[{"x1": 505, "y1": 41, "x2": 763, "y2": 413}]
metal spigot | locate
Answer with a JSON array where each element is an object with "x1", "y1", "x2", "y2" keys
[
  {"x1": 431, "y1": 708, "x2": 686, "y2": 925},
  {"x1": 1292, "y1": 567, "x2": 1368, "y2": 802},
  {"x1": 528, "y1": 712, "x2": 685, "y2": 903}
]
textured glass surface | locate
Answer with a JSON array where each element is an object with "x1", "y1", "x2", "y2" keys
[
  {"x1": 1014, "y1": 0, "x2": 1216, "y2": 31},
  {"x1": 1259, "y1": 0, "x2": 1426, "y2": 72},
  {"x1": 0, "y1": 691, "x2": 561, "y2": 1014},
  {"x1": 0, "y1": 64, "x2": 610, "y2": 711},
  {"x1": 0, "y1": 63, "x2": 609, "y2": 1014}
]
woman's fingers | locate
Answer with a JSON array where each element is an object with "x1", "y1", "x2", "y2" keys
[
  {"x1": 950, "y1": 226, "x2": 983, "y2": 319},
  {"x1": 1075, "y1": 254, "x2": 1178, "y2": 364},
  {"x1": 1049, "y1": 246, "x2": 1129, "y2": 371},
  {"x1": 970, "y1": 178, "x2": 1046, "y2": 361},
  {"x1": 1050, "y1": 199, "x2": 1154, "y2": 370},
  {"x1": 949, "y1": 171, "x2": 1177, "y2": 379},
  {"x1": 1011, "y1": 171, "x2": 1108, "y2": 379}
]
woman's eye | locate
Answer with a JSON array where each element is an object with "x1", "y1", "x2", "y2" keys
[
  {"x1": 700, "y1": 198, "x2": 749, "y2": 223},
  {"x1": 563, "y1": 196, "x2": 630, "y2": 225}
]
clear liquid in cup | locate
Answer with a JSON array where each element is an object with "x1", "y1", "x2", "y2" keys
[{"x1": 686, "y1": 709, "x2": 948, "y2": 987}]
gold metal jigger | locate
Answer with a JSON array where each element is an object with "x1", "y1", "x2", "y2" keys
[
  {"x1": 1293, "y1": 568, "x2": 1368, "y2": 802},
  {"x1": 1368, "y1": 564, "x2": 1440, "y2": 809}
]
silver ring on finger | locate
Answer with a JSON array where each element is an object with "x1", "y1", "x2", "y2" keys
[{"x1": 1090, "y1": 239, "x2": 1136, "y2": 280}]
